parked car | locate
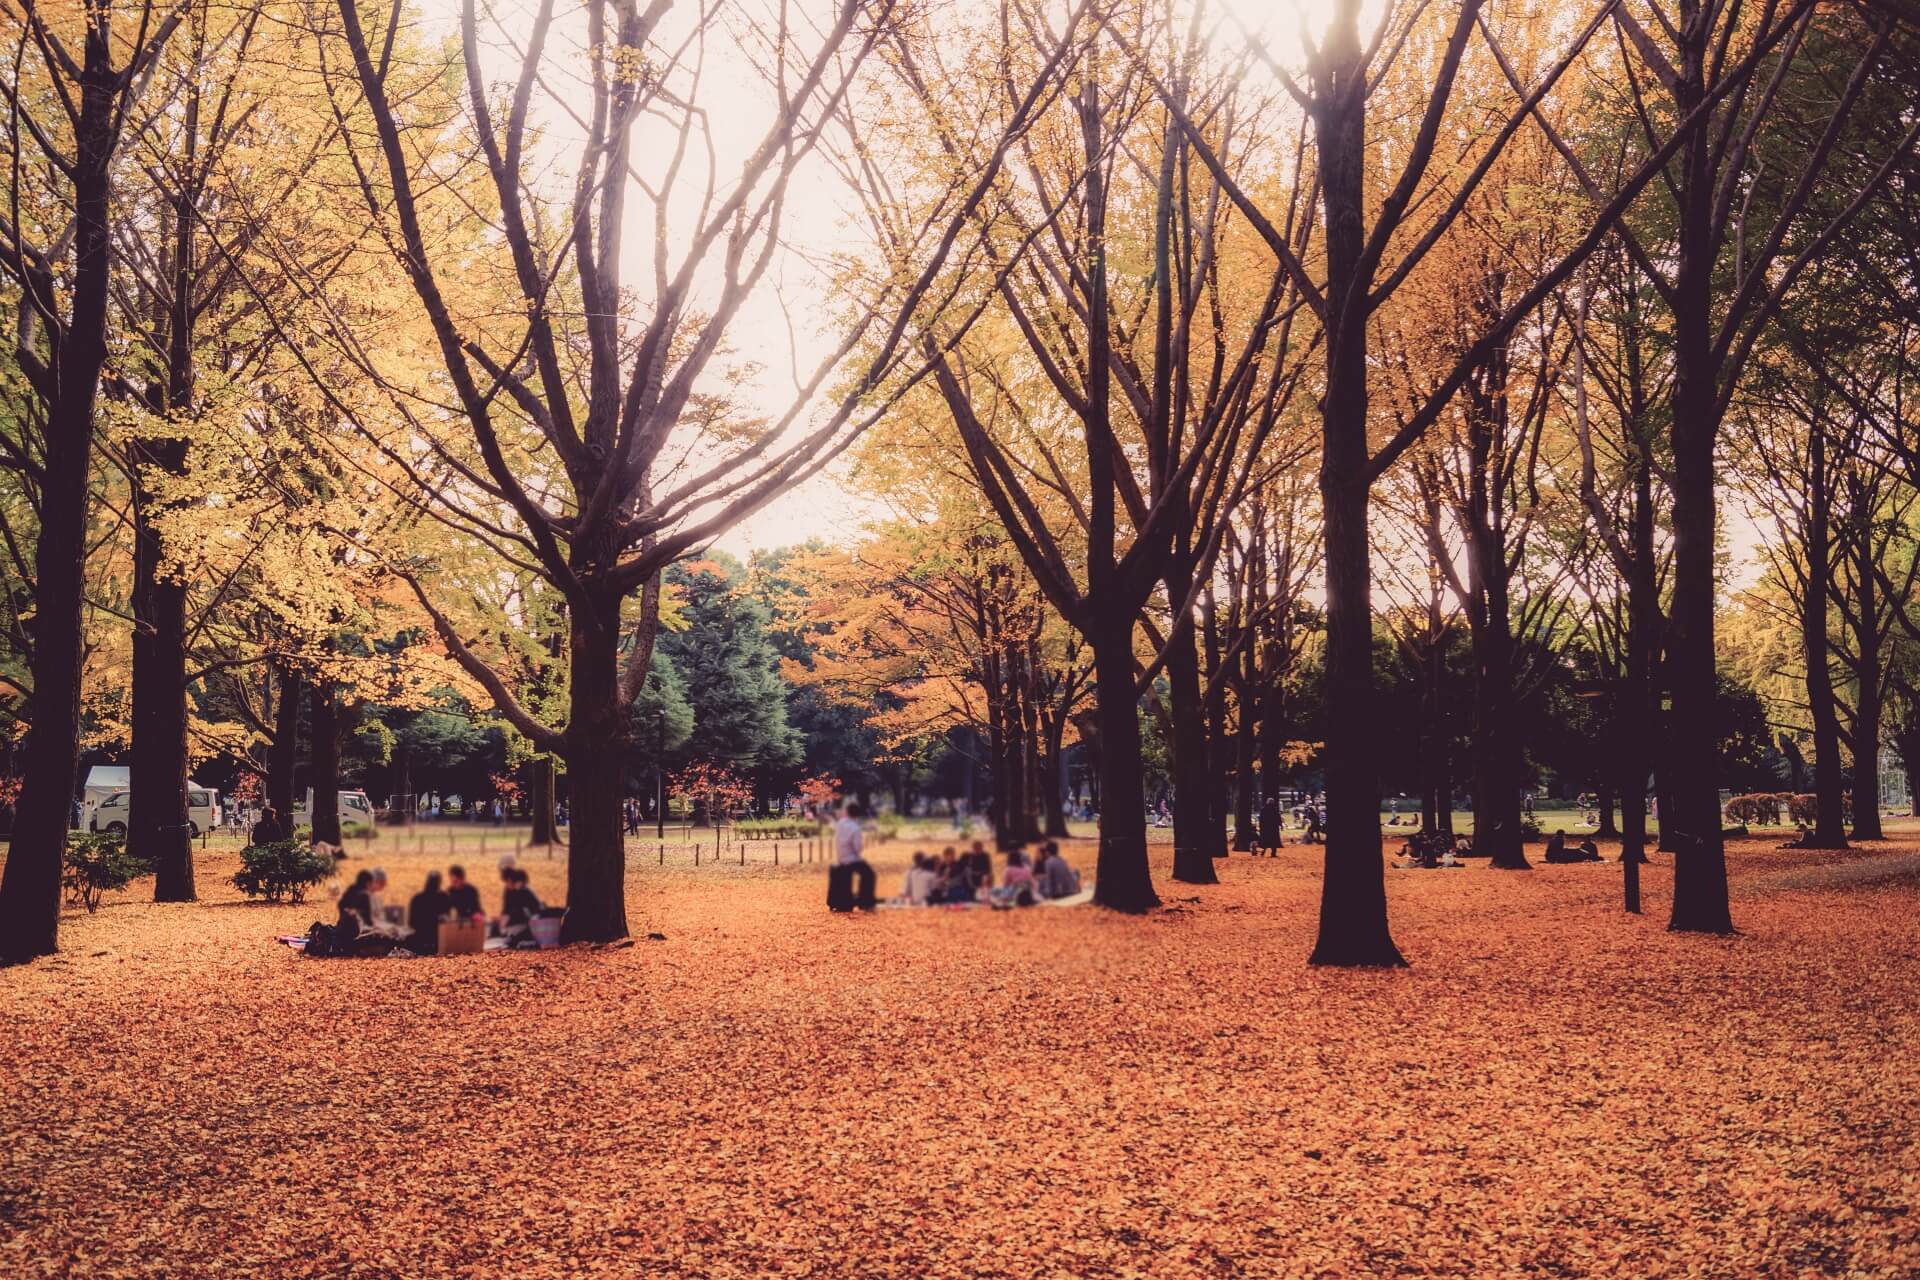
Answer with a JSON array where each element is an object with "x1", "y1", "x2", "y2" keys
[
  {"x1": 88, "y1": 787, "x2": 222, "y2": 839},
  {"x1": 293, "y1": 788, "x2": 376, "y2": 835}
]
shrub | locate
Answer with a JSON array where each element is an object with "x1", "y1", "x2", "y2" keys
[
  {"x1": 232, "y1": 840, "x2": 335, "y2": 904},
  {"x1": 1785, "y1": 792, "x2": 1851, "y2": 827},
  {"x1": 62, "y1": 834, "x2": 151, "y2": 913},
  {"x1": 1724, "y1": 794, "x2": 1783, "y2": 826},
  {"x1": 342, "y1": 819, "x2": 378, "y2": 839},
  {"x1": 872, "y1": 813, "x2": 903, "y2": 840}
]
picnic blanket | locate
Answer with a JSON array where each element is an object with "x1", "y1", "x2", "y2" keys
[
  {"x1": 275, "y1": 934, "x2": 513, "y2": 955},
  {"x1": 876, "y1": 886, "x2": 1095, "y2": 911}
]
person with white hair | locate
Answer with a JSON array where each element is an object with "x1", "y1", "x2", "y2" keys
[{"x1": 364, "y1": 867, "x2": 405, "y2": 936}]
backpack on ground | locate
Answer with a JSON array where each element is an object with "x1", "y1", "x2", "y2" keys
[{"x1": 302, "y1": 921, "x2": 342, "y2": 958}]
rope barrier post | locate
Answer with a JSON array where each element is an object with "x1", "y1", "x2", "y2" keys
[
  {"x1": 658, "y1": 843, "x2": 663, "y2": 865},
  {"x1": 694, "y1": 843, "x2": 700, "y2": 868},
  {"x1": 774, "y1": 842, "x2": 779, "y2": 866}
]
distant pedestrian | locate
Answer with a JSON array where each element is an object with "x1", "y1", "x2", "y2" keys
[
  {"x1": 1259, "y1": 797, "x2": 1283, "y2": 855},
  {"x1": 828, "y1": 802, "x2": 876, "y2": 911}
]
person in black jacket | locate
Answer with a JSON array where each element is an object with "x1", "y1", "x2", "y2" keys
[
  {"x1": 1258, "y1": 797, "x2": 1283, "y2": 856},
  {"x1": 498, "y1": 868, "x2": 544, "y2": 945},
  {"x1": 405, "y1": 871, "x2": 451, "y2": 954},
  {"x1": 337, "y1": 870, "x2": 375, "y2": 935},
  {"x1": 446, "y1": 865, "x2": 482, "y2": 919},
  {"x1": 250, "y1": 804, "x2": 286, "y2": 846}
]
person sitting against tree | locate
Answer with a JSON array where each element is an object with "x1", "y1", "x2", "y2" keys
[
  {"x1": 1303, "y1": 804, "x2": 1323, "y2": 844},
  {"x1": 446, "y1": 865, "x2": 483, "y2": 920},
  {"x1": 1575, "y1": 838, "x2": 1602, "y2": 862},
  {"x1": 1544, "y1": 830, "x2": 1568, "y2": 862},
  {"x1": 405, "y1": 871, "x2": 451, "y2": 955},
  {"x1": 1036, "y1": 841, "x2": 1080, "y2": 898}
]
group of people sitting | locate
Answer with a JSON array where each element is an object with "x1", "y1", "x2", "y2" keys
[
  {"x1": 825, "y1": 804, "x2": 1083, "y2": 912},
  {"x1": 1541, "y1": 831, "x2": 1604, "y2": 863},
  {"x1": 333, "y1": 860, "x2": 551, "y2": 954},
  {"x1": 896, "y1": 840, "x2": 1081, "y2": 908}
]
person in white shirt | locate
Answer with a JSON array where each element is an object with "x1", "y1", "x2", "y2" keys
[
  {"x1": 830, "y1": 802, "x2": 876, "y2": 910},
  {"x1": 901, "y1": 852, "x2": 939, "y2": 905}
]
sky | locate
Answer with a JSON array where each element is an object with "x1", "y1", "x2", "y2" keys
[
  {"x1": 712, "y1": 0, "x2": 1348, "y2": 553},
  {"x1": 445, "y1": 0, "x2": 1348, "y2": 557}
]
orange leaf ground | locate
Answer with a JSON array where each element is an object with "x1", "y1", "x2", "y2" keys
[{"x1": 3, "y1": 834, "x2": 1918, "y2": 1278}]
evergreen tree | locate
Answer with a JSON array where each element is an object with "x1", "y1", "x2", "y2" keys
[{"x1": 659, "y1": 556, "x2": 802, "y2": 778}]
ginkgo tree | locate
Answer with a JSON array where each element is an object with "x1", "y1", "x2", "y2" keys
[
  {"x1": 281, "y1": 0, "x2": 1083, "y2": 942},
  {"x1": 0, "y1": 0, "x2": 188, "y2": 964}
]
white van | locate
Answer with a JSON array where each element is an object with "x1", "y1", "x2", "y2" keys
[
  {"x1": 88, "y1": 786, "x2": 222, "y2": 839},
  {"x1": 293, "y1": 788, "x2": 376, "y2": 834}
]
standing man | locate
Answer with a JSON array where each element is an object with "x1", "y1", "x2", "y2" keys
[{"x1": 830, "y1": 802, "x2": 876, "y2": 911}]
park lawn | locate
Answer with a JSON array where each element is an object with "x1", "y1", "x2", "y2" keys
[{"x1": 2, "y1": 835, "x2": 1918, "y2": 1278}]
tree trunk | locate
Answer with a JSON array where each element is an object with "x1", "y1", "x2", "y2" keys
[
  {"x1": 308, "y1": 682, "x2": 341, "y2": 846},
  {"x1": 985, "y1": 648, "x2": 1012, "y2": 849},
  {"x1": 1314, "y1": 457, "x2": 1400, "y2": 964},
  {"x1": 1232, "y1": 670, "x2": 1256, "y2": 850},
  {"x1": 1165, "y1": 613, "x2": 1220, "y2": 884},
  {"x1": 1616, "y1": 320, "x2": 1660, "y2": 903},
  {"x1": 1090, "y1": 616, "x2": 1157, "y2": 912},
  {"x1": 1800, "y1": 428, "x2": 1848, "y2": 848},
  {"x1": 0, "y1": 39, "x2": 120, "y2": 964},
  {"x1": 1305, "y1": 25, "x2": 1402, "y2": 964},
  {"x1": 1849, "y1": 518, "x2": 1884, "y2": 841},
  {"x1": 559, "y1": 595, "x2": 630, "y2": 943},
  {"x1": 1039, "y1": 710, "x2": 1070, "y2": 838},
  {"x1": 1202, "y1": 585, "x2": 1232, "y2": 857},
  {"x1": 1851, "y1": 694, "x2": 1884, "y2": 842},
  {"x1": 1259, "y1": 645, "x2": 1285, "y2": 831},
  {"x1": 268, "y1": 662, "x2": 301, "y2": 817},
  {"x1": 1664, "y1": 355, "x2": 1732, "y2": 930},
  {"x1": 530, "y1": 755, "x2": 557, "y2": 845},
  {"x1": 137, "y1": 112, "x2": 200, "y2": 901},
  {"x1": 1011, "y1": 644, "x2": 1043, "y2": 842},
  {"x1": 132, "y1": 462, "x2": 194, "y2": 900},
  {"x1": 1469, "y1": 598, "x2": 1527, "y2": 869},
  {"x1": 394, "y1": 739, "x2": 413, "y2": 825},
  {"x1": 1419, "y1": 601, "x2": 1450, "y2": 836},
  {"x1": 1618, "y1": 483, "x2": 1658, "y2": 885},
  {"x1": 1595, "y1": 786, "x2": 1618, "y2": 838},
  {"x1": 0, "y1": 391, "x2": 91, "y2": 963},
  {"x1": 1654, "y1": 724, "x2": 1680, "y2": 853}
]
